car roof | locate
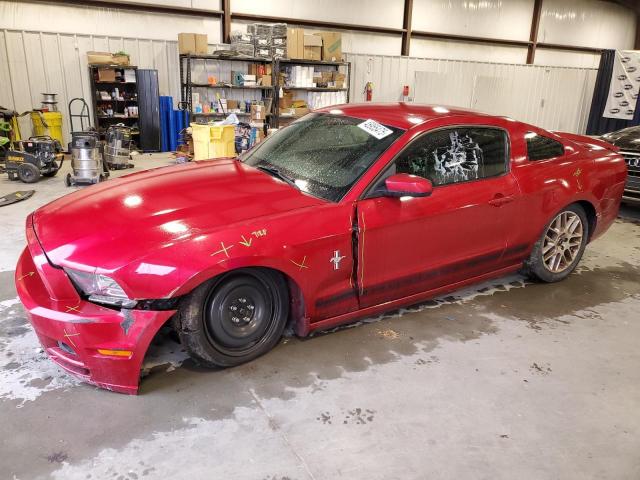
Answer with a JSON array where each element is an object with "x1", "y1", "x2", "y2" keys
[{"x1": 315, "y1": 102, "x2": 498, "y2": 130}]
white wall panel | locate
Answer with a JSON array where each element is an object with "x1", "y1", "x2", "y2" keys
[
  {"x1": 345, "y1": 53, "x2": 598, "y2": 134},
  {"x1": 411, "y1": 38, "x2": 528, "y2": 63},
  {"x1": 534, "y1": 48, "x2": 601, "y2": 68},
  {"x1": 0, "y1": 1, "x2": 221, "y2": 42},
  {"x1": 0, "y1": 29, "x2": 189, "y2": 144},
  {"x1": 412, "y1": 0, "x2": 535, "y2": 41},
  {"x1": 231, "y1": 0, "x2": 404, "y2": 29},
  {"x1": 539, "y1": 0, "x2": 636, "y2": 49},
  {"x1": 230, "y1": 20, "x2": 402, "y2": 56}
]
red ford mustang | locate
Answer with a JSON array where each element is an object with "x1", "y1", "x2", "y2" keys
[{"x1": 16, "y1": 104, "x2": 627, "y2": 394}]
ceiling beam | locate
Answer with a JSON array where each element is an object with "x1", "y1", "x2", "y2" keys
[
  {"x1": 401, "y1": 0, "x2": 413, "y2": 56},
  {"x1": 222, "y1": 0, "x2": 231, "y2": 44},
  {"x1": 411, "y1": 30, "x2": 531, "y2": 48},
  {"x1": 526, "y1": 0, "x2": 543, "y2": 64},
  {"x1": 231, "y1": 12, "x2": 405, "y2": 36}
]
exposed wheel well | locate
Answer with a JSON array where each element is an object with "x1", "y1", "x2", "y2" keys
[
  {"x1": 575, "y1": 200, "x2": 597, "y2": 241},
  {"x1": 178, "y1": 266, "x2": 306, "y2": 336}
]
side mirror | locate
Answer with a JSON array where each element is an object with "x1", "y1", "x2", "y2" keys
[{"x1": 384, "y1": 173, "x2": 433, "y2": 198}]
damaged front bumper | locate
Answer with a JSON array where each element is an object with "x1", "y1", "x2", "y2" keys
[{"x1": 15, "y1": 239, "x2": 175, "y2": 395}]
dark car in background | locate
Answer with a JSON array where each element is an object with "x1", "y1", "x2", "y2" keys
[{"x1": 602, "y1": 126, "x2": 640, "y2": 204}]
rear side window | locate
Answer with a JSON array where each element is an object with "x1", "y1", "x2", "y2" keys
[
  {"x1": 526, "y1": 133, "x2": 564, "y2": 161},
  {"x1": 395, "y1": 127, "x2": 508, "y2": 186}
]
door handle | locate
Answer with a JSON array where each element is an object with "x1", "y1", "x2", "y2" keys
[{"x1": 488, "y1": 194, "x2": 515, "y2": 207}]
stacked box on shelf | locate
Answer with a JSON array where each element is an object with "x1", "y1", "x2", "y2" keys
[
  {"x1": 230, "y1": 30, "x2": 255, "y2": 57},
  {"x1": 271, "y1": 23, "x2": 287, "y2": 59}
]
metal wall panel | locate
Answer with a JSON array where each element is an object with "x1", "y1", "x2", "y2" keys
[
  {"x1": 539, "y1": 0, "x2": 636, "y2": 50},
  {"x1": 345, "y1": 53, "x2": 598, "y2": 134},
  {"x1": 412, "y1": 0, "x2": 535, "y2": 41},
  {"x1": 0, "y1": 29, "x2": 187, "y2": 144},
  {"x1": 231, "y1": 0, "x2": 405, "y2": 29}
]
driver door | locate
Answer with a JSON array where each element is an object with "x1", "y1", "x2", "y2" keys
[{"x1": 356, "y1": 125, "x2": 520, "y2": 308}]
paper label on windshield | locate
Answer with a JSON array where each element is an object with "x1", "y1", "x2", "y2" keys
[{"x1": 357, "y1": 119, "x2": 393, "y2": 140}]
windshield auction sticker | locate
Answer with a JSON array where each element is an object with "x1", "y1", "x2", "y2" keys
[{"x1": 357, "y1": 119, "x2": 393, "y2": 140}]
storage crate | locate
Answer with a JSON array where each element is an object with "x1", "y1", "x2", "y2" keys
[{"x1": 191, "y1": 123, "x2": 236, "y2": 160}]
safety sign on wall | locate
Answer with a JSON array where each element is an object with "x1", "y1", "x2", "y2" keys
[{"x1": 604, "y1": 50, "x2": 640, "y2": 120}]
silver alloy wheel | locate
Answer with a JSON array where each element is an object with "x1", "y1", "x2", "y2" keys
[{"x1": 542, "y1": 211, "x2": 584, "y2": 273}]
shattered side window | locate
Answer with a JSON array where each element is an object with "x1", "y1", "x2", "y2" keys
[{"x1": 396, "y1": 127, "x2": 508, "y2": 186}]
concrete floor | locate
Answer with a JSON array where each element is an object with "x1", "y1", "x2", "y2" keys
[{"x1": 1, "y1": 154, "x2": 640, "y2": 480}]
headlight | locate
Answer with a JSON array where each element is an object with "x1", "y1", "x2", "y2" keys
[{"x1": 65, "y1": 268, "x2": 137, "y2": 308}]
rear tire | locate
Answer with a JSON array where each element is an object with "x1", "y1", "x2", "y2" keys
[
  {"x1": 523, "y1": 204, "x2": 588, "y2": 283},
  {"x1": 176, "y1": 268, "x2": 289, "y2": 368},
  {"x1": 17, "y1": 163, "x2": 40, "y2": 183}
]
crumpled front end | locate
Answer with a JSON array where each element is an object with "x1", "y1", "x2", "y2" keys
[{"x1": 15, "y1": 217, "x2": 175, "y2": 394}]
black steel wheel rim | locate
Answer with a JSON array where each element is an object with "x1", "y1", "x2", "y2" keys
[{"x1": 204, "y1": 276, "x2": 275, "y2": 355}]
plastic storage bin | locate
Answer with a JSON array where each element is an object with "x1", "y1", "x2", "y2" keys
[
  {"x1": 191, "y1": 123, "x2": 236, "y2": 160},
  {"x1": 31, "y1": 112, "x2": 64, "y2": 145}
]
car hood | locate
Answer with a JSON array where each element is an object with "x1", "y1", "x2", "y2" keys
[
  {"x1": 33, "y1": 159, "x2": 324, "y2": 271},
  {"x1": 602, "y1": 126, "x2": 640, "y2": 152}
]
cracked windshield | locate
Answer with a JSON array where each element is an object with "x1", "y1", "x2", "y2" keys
[{"x1": 242, "y1": 113, "x2": 404, "y2": 201}]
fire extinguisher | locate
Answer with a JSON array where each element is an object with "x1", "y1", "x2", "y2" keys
[{"x1": 364, "y1": 82, "x2": 373, "y2": 102}]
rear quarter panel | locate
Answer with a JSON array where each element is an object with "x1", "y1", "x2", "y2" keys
[{"x1": 509, "y1": 125, "x2": 626, "y2": 248}]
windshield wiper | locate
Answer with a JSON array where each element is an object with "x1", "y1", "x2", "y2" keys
[{"x1": 256, "y1": 165, "x2": 300, "y2": 190}]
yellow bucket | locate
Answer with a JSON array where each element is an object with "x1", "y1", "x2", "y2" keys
[
  {"x1": 191, "y1": 123, "x2": 236, "y2": 161},
  {"x1": 31, "y1": 111, "x2": 64, "y2": 145}
]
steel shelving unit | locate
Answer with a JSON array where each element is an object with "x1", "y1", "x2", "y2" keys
[
  {"x1": 179, "y1": 54, "x2": 275, "y2": 123},
  {"x1": 179, "y1": 54, "x2": 351, "y2": 127},
  {"x1": 89, "y1": 64, "x2": 140, "y2": 138},
  {"x1": 273, "y1": 58, "x2": 351, "y2": 127}
]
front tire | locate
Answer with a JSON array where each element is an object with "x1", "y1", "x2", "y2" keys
[
  {"x1": 176, "y1": 269, "x2": 289, "y2": 368},
  {"x1": 524, "y1": 204, "x2": 588, "y2": 283}
]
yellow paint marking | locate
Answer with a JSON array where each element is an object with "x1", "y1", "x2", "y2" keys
[
  {"x1": 17, "y1": 271, "x2": 35, "y2": 281},
  {"x1": 291, "y1": 256, "x2": 309, "y2": 271},
  {"x1": 211, "y1": 241, "x2": 234, "y2": 258},
  {"x1": 63, "y1": 329, "x2": 80, "y2": 348},
  {"x1": 65, "y1": 303, "x2": 81, "y2": 313},
  {"x1": 239, "y1": 235, "x2": 253, "y2": 247}
]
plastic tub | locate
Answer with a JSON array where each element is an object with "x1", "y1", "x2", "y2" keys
[
  {"x1": 191, "y1": 123, "x2": 236, "y2": 160},
  {"x1": 31, "y1": 112, "x2": 64, "y2": 145}
]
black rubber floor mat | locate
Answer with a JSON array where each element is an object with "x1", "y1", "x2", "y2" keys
[{"x1": 0, "y1": 190, "x2": 35, "y2": 207}]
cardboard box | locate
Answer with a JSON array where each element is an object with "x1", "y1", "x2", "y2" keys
[
  {"x1": 195, "y1": 34, "x2": 208, "y2": 54},
  {"x1": 112, "y1": 53, "x2": 130, "y2": 66},
  {"x1": 178, "y1": 33, "x2": 208, "y2": 54},
  {"x1": 97, "y1": 68, "x2": 116, "y2": 82},
  {"x1": 251, "y1": 104, "x2": 265, "y2": 121},
  {"x1": 87, "y1": 51, "x2": 113, "y2": 65},
  {"x1": 304, "y1": 35, "x2": 322, "y2": 61},
  {"x1": 315, "y1": 31, "x2": 342, "y2": 61},
  {"x1": 279, "y1": 91, "x2": 293, "y2": 109},
  {"x1": 260, "y1": 74, "x2": 272, "y2": 87},
  {"x1": 287, "y1": 28, "x2": 304, "y2": 59},
  {"x1": 227, "y1": 99, "x2": 239, "y2": 110}
]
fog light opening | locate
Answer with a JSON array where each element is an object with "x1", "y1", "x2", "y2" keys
[{"x1": 57, "y1": 341, "x2": 76, "y2": 356}]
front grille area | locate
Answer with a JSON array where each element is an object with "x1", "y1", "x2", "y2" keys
[{"x1": 621, "y1": 151, "x2": 640, "y2": 172}]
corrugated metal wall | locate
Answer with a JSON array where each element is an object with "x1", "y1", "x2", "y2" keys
[
  {"x1": 0, "y1": 29, "x2": 183, "y2": 145},
  {"x1": 0, "y1": 28, "x2": 599, "y2": 146},
  {"x1": 344, "y1": 53, "x2": 598, "y2": 134}
]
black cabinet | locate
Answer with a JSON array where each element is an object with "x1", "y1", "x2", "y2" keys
[{"x1": 136, "y1": 69, "x2": 160, "y2": 152}]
